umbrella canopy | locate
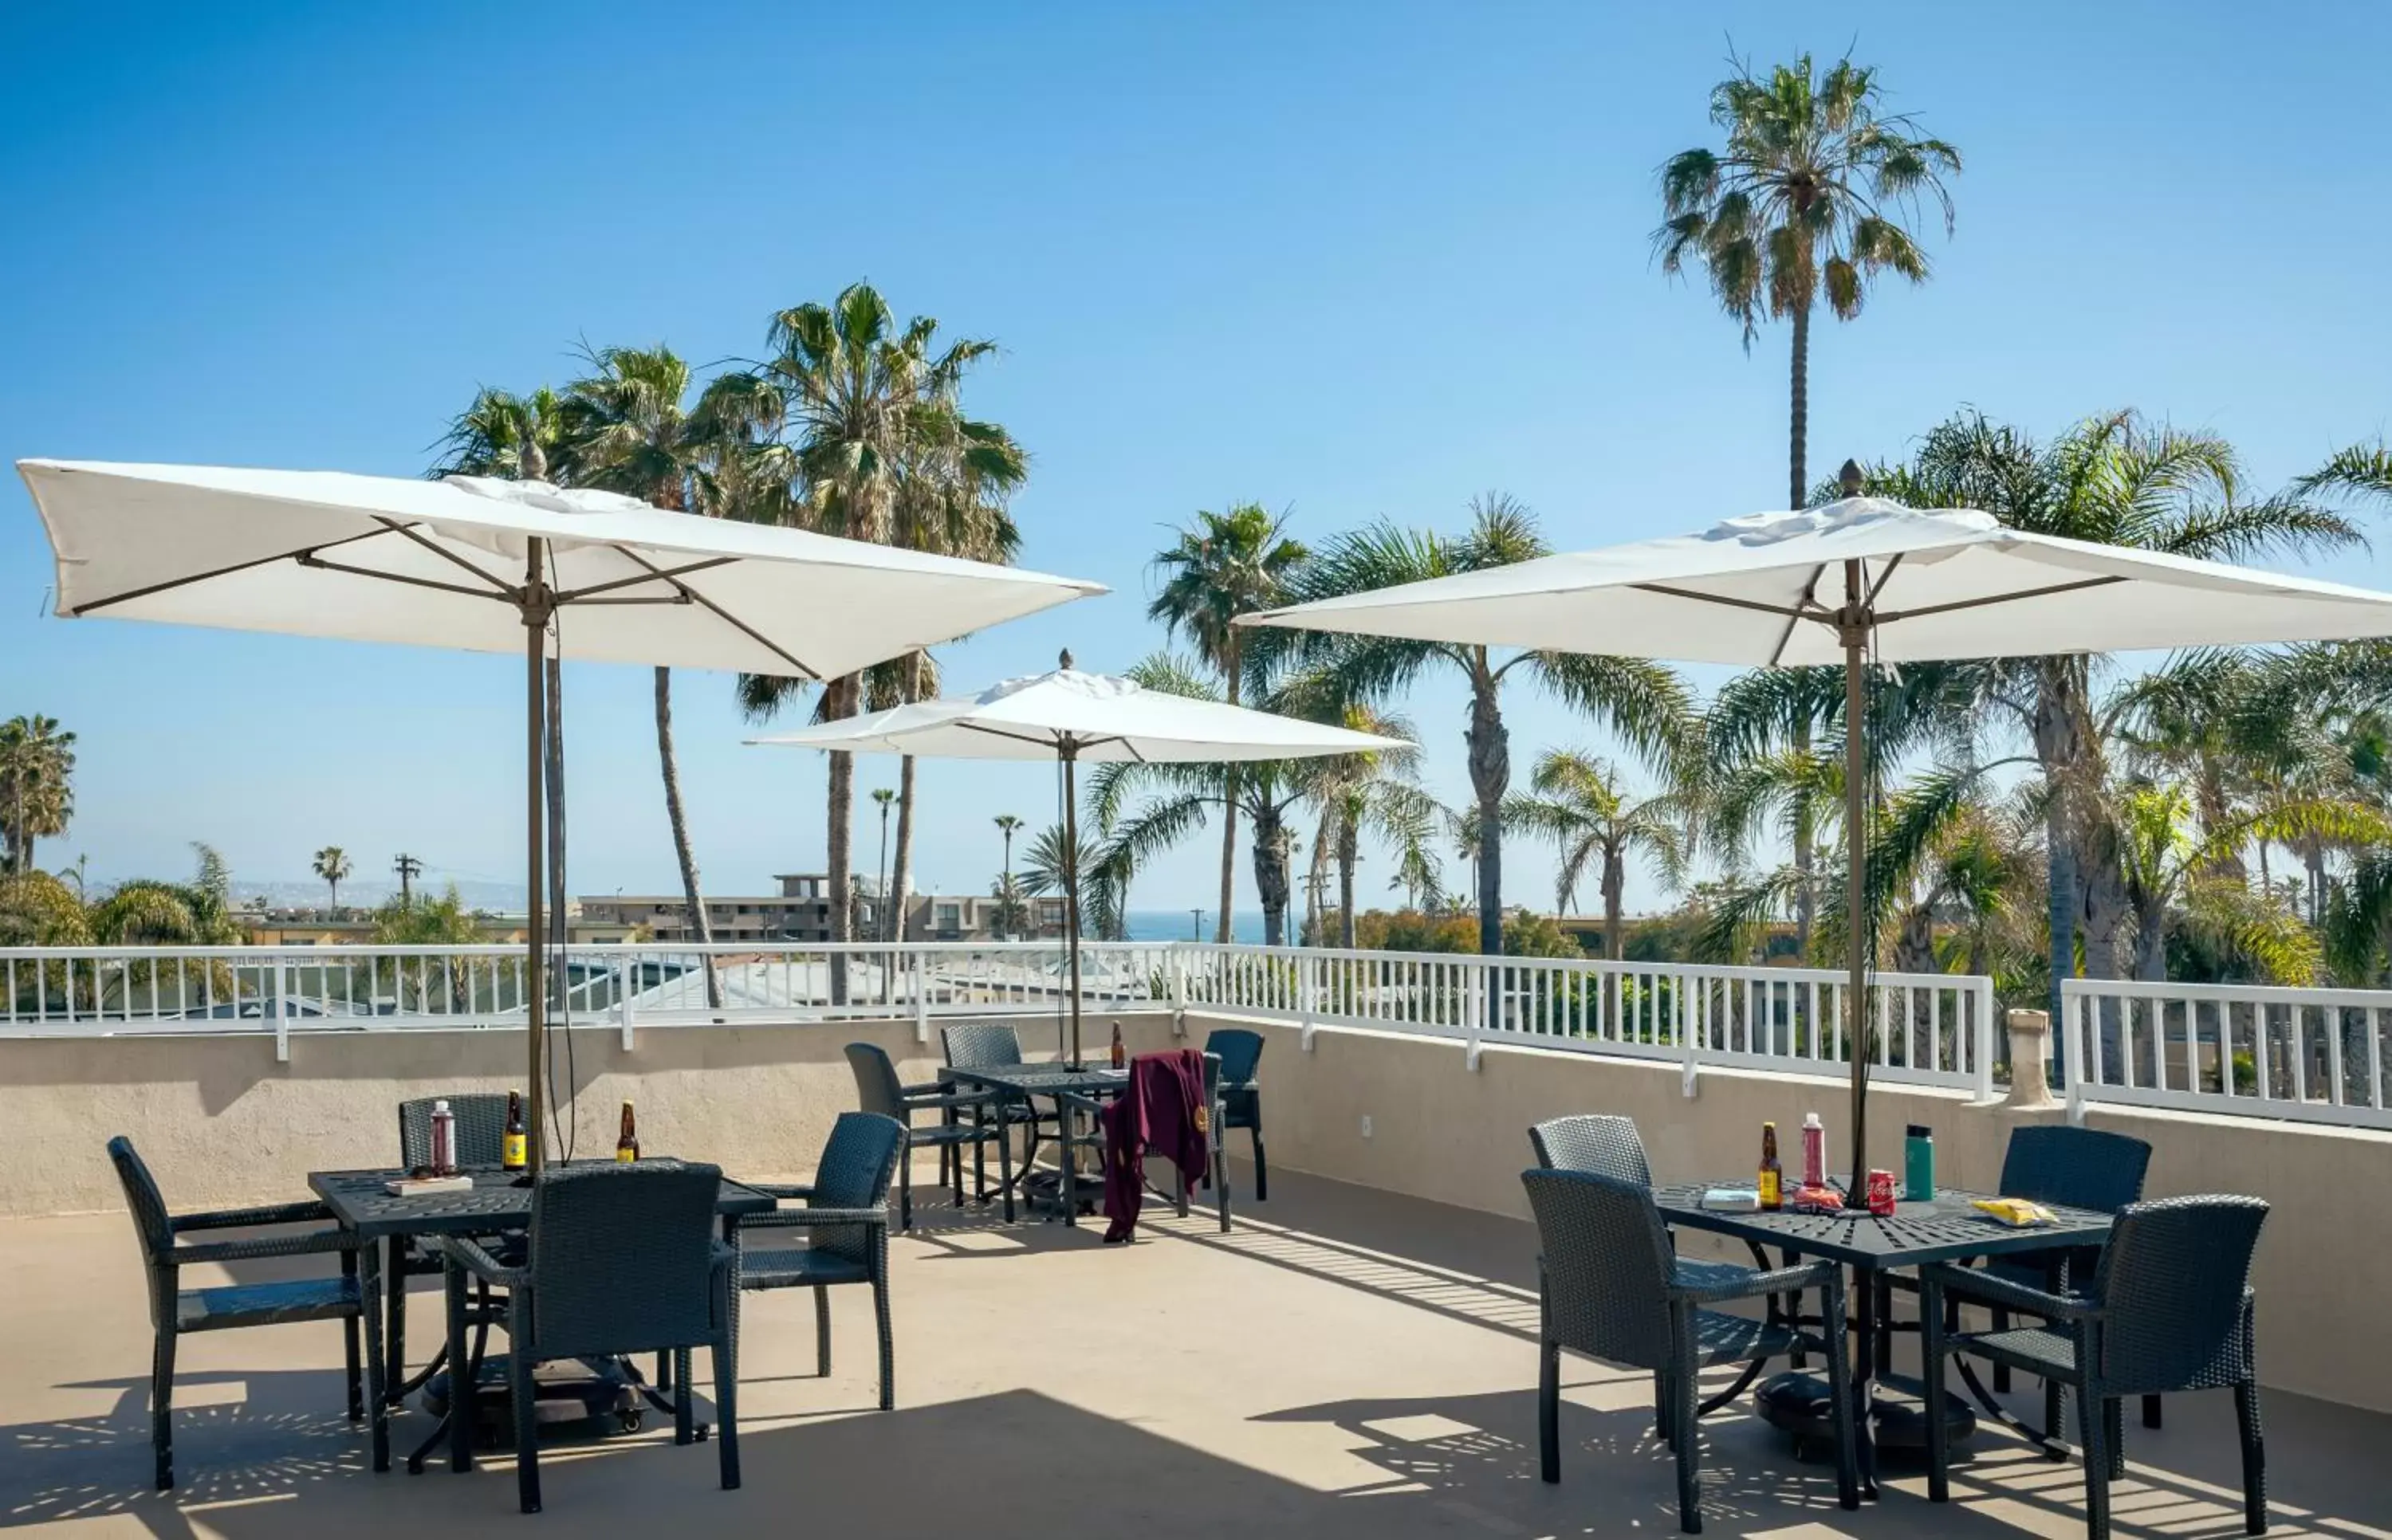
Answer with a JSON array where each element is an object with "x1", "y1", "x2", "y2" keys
[
  {"x1": 21, "y1": 461, "x2": 1103, "y2": 677},
  {"x1": 1242, "y1": 493, "x2": 2392, "y2": 1194},
  {"x1": 1242, "y1": 497, "x2": 2392, "y2": 666},
  {"x1": 19, "y1": 458, "x2": 1107, "y2": 1170},
  {"x1": 748, "y1": 662, "x2": 1408, "y2": 761},
  {"x1": 750, "y1": 659, "x2": 1410, "y2": 1063}
]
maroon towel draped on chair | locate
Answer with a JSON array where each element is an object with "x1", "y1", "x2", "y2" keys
[{"x1": 1100, "y1": 1049, "x2": 1210, "y2": 1243}]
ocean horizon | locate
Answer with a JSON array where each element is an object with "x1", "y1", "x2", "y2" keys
[{"x1": 1123, "y1": 909, "x2": 1266, "y2": 944}]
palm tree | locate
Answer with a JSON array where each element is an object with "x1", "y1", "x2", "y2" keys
[
  {"x1": 993, "y1": 814, "x2": 1025, "y2": 938},
  {"x1": 1148, "y1": 503, "x2": 1309, "y2": 942},
  {"x1": 1505, "y1": 750, "x2": 1690, "y2": 961},
  {"x1": 0, "y1": 715, "x2": 77, "y2": 873},
  {"x1": 312, "y1": 846, "x2": 352, "y2": 912},
  {"x1": 1294, "y1": 703, "x2": 1440, "y2": 949},
  {"x1": 1655, "y1": 53, "x2": 1961, "y2": 509},
  {"x1": 1879, "y1": 410, "x2": 2362, "y2": 1024},
  {"x1": 730, "y1": 282, "x2": 1028, "y2": 981},
  {"x1": 1255, "y1": 494, "x2": 1693, "y2": 955},
  {"x1": 871, "y1": 788, "x2": 896, "y2": 941},
  {"x1": 552, "y1": 344, "x2": 761, "y2": 1005}
]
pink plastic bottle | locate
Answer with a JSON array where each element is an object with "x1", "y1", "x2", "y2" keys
[{"x1": 1800, "y1": 1111, "x2": 1826, "y2": 1189}]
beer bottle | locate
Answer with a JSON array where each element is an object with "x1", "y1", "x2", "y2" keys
[
  {"x1": 502, "y1": 1090, "x2": 528, "y2": 1173},
  {"x1": 1758, "y1": 1122, "x2": 1783, "y2": 1211},
  {"x1": 1109, "y1": 1021, "x2": 1126, "y2": 1070},
  {"x1": 616, "y1": 1100, "x2": 639, "y2": 1163}
]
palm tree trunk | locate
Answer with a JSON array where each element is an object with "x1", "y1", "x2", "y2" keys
[
  {"x1": 1602, "y1": 849, "x2": 1626, "y2": 962},
  {"x1": 891, "y1": 653, "x2": 923, "y2": 945},
  {"x1": 1304, "y1": 821, "x2": 1332, "y2": 945},
  {"x1": 1337, "y1": 820, "x2": 1358, "y2": 949},
  {"x1": 1218, "y1": 638, "x2": 1241, "y2": 944},
  {"x1": 1252, "y1": 806, "x2": 1292, "y2": 947},
  {"x1": 826, "y1": 674, "x2": 857, "y2": 1005},
  {"x1": 655, "y1": 666, "x2": 719, "y2": 1009},
  {"x1": 1788, "y1": 300, "x2": 1811, "y2": 510},
  {"x1": 1465, "y1": 658, "x2": 1509, "y2": 957}
]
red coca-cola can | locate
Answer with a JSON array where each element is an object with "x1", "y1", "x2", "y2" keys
[{"x1": 1866, "y1": 1168, "x2": 1897, "y2": 1216}]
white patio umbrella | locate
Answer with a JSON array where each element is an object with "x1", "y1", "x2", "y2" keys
[
  {"x1": 19, "y1": 458, "x2": 1106, "y2": 1170},
  {"x1": 1241, "y1": 474, "x2": 2392, "y2": 1193},
  {"x1": 748, "y1": 655, "x2": 1410, "y2": 1063}
]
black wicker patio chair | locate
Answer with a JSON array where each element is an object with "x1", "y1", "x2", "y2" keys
[
  {"x1": 1921, "y1": 1194, "x2": 2268, "y2": 1540},
  {"x1": 1884, "y1": 1124, "x2": 2155, "y2": 1429},
  {"x1": 107, "y1": 1135, "x2": 377, "y2": 1492},
  {"x1": 734, "y1": 1111, "x2": 904, "y2": 1408},
  {"x1": 434, "y1": 1160, "x2": 738, "y2": 1514},
  {"x1": 385, "y1": 1094, "x2": 514, "y2": 1399},
  {"x1": 941, "y1": 1020, "x2": 1049, "y2": 1165},
  {"x1": 1523, "y1": 1167, "x2": 1857, "y2": 1534},
  {"x1": 1528, "y1": 1114, "x2": 1653, "y2": 1183},
  {"x1": 1203, "y1": 1027, "x2": 1267, "y2": 1200},
  {"x1": 847, "y1": 1042, "x2": 1013, "y2": 1227}
]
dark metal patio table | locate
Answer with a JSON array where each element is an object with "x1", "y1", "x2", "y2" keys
[
  {"x1": 309, "y1": 1165, "x2": 776, "y2": 1473},
  {"x1": 1653, "y1": 1182, "x2": 2114, "y2": 1498},
  {"x1": 941, "y1": 1062, "x2": 1132, "y2": 1226}
]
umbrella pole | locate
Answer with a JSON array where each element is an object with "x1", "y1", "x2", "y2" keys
[
  {"x1": 1841, "y1": 557, "x2": 1871, "y2": 1203},
  {"x1": 1062, "y1": 741, "x2": 1084, "y2": 1067},
  {"x1": 524, "y1": 540, "x2": 550, "y2": 1178}
]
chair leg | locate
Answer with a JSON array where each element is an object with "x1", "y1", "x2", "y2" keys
[
  {"x1": 511, "y1": 1349, "x2": 541, "y2": 1514},
  {"x1": 995, "y1": 1117, "x2": 1015, "y2": 1224},
  {"x1": 673, "y1": 1348, "x2": 695, "y2": 1445},
  {"x1": 342, "y1": 1250, "x2": 364, "y2": 1422},
  {"x1": 714, "y1": 1334, "x2": 741, "y2": 1490},
  {"x1": 1251, "y1": 1109, "x2": 1268, "y2": 1202},
  {"x1": 2235, "y1": 1381, "x2": 2267, "y2": 1534},
  {"x1": 2079, "y1": 1381, "x2": 2111, "y2": 1540},
  {"x1": 149, "y1": 1325, "x2": 176, "y2": 1492},
  {"x1": 1538, "y1": 1333, "x2": 1560, "y2": 1483},
  {"x1": 1874, "y1": 1272, "x2": 1894, "y2": 1377},
  {"x1": 899, "y1": 1157, "x2": 914, "y2": 1232},
  {"x1": 1654, "y1": 1369, "x2": 1672, "y2": 1445},
  {"x1": 1922, "y1": 1279, "x2": 1952, "y2": 1504},
  {"x1": 385, "y1": 1236, "x2": 408, "y2": 1402},
  {"x1": 2104, "y1": 1397, "x2": 2125, "y2": 1479},
  {"x1": 813, "y1": 1285, "x2": 832, "y2": 1377},
  {"x1": 1993, "y1": 1305, "x2": 2012, "y2": 1393},
  {"x1": 873, "y1": 1274, "x2": 895, "y2": 1412},
  {"x1": 2047, "y1": 1377, "x2": 2067, "y2": 1455},
  {"x1": 2142, "y1": 1393, "x2": 2162, "y2": 1430},
  {"x1": 1670, "y1": 1303, "x2": 1703, "y2": 1534}
]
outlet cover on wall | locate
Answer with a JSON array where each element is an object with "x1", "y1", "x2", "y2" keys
[{"x1": 1359, "y1": 1114, "x2": 1373, "y2": 1138}]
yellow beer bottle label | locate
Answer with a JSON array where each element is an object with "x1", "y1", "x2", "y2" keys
[
  {"x1": 1757, "y1": 1169, "x2": 1780, "y2": 1208},
  {"x1": 617, "y1": 1144, "x2": 636, "y2": 1163},
  {"x1": 503, "y1": 1132, "x2": 527, "y2": 1169}
]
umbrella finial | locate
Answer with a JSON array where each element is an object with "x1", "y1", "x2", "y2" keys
[
  {"x1": 1059, "y1": 647, "x2": 1075, "y2": 671},
  {"x1": 1838, "y1": 459, "x2": 1866, "y2": 499}
]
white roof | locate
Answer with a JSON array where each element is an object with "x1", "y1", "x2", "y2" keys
[
  {"x1": 1241, "y1": 498, "x2": 2392, "y2": 666},
  {"x1": 748, "y1": 665, "x2": 1409, "y2": 762},
  {"x1": 19, "y1": 460, "x2": 1104, "y2": 678}
]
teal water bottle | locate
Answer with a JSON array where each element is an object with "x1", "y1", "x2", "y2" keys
[{"x1": 1903, "y1": 1123, "x2": 1934, "y2": 1201}]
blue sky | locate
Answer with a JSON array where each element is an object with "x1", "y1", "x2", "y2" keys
[{"x1": 3, "y1": 2, "x2": 2387, "y2": 915}]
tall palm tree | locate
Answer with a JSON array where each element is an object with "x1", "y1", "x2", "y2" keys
[
  {"x1": 1879, "y1": 410, "x2": 2361, "y2": 1024},
  {"x1": 431, "y1": 386, "x2": 572, "y2": 955},
  {"x1": 993, "y1": 814, "x2": 1025, "y2": 937},
  {"x1": 0, "y1": 715, "x2": 76, "y2": 874},
  {"x1": 313, "y1": 846, "x2": 352, "y2": 912},
  {"x1": 1702, "y1": 667, "x2": 1845, "y2": 957},
  {"x1": 730, "y1": 283, "x2": 1028, "y2": 980},
  {"x1": 1254, "y1": 494, "x2": 1693, "y2": 955},
  {"x1": 871, "y1": 788, "x2": 896, "y2": 941},
  {"x1": 1505, "y1": 750, "x2": 1690, "y2": 961},
  {"x1": 553, "y1": 345, "x2": 761, "y2": 1005},
  {"x1": 1295, "y1": 703, "x2": 1439, "y2": 949},
  {"x1": 1656, "y1": 53, "x2": 1961, "y2": 509},
  {"x1": 1148, "y1": 503, "x2": 1309, "y2": 943}
]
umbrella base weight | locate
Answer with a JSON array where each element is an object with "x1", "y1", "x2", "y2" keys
[
  {"x1": 1756, "y1": 1370, "x2": 1976, "y2": 1462},
  {"x1": 423, "y1": 1354, "x2": 709, "y2": 1444}
]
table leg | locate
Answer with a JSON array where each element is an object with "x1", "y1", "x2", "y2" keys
[
  {"x1": 1058, "y1": 1098, "x2": 1078, "y2": 1228},
  {"x1": 359, "y1": 1236, "x2": 388, "y2": 1471},
  {"x1": 1852, "y1": 1260, "x2": 1880, "y2": 1500},
  {"x1": 447, "y1": 1254, "x2": 476, "y2": 1471}
]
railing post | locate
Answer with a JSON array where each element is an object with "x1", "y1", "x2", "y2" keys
[
  {"x1": 1167, "y1": 943, "x2": 1187, "y2": 1038},
  {"x1": 1463, "y1": 960, "x2": 1485, "y2": 1072},
  {"x1": 1678, "y1": 969, "x2": 1698, "y2": 1098},
  {"x1": 273, "y1": 953, "x2": 291, "y2": 1064},
  {"x1": 912, "y1": 949, "x2": 929, "y2": 1044},
  {"x1": 2063, "y1": 985, "x2": 2087, "y2": 1124},
  {"x1": 1973, "y1": 978, "x2": 1999, "y2": 1103},
  {"x1": 1300, "y1": 953, "x2": 1318, "y2": 1054},
  {"x1": 619, "y1": 953, "x2": 637, "y2": 1051}
]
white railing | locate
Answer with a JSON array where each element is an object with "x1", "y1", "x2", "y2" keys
[
  {"x1": 2063, "y1": 977, "x2": 2392, "y2": 1131},
  {"x1": 1176, "y1": 944, "x2": 1997, "y2": 1098},
  {"x1": 0, "y1": 937, "x2": 1993, "y2": 1095}
]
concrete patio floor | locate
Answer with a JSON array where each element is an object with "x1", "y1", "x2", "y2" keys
[{"x1": 2, "y1": 1160, "x2": 2386, "y2": 1539}]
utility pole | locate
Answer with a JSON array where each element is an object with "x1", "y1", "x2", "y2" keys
[
  {"x1": 871, "y1": 788, "x2": 895, "y2": 942},
  {"x1": 1189, "y1": 907, "x2": 1204, "y2": 941},
  {"x1": 393, "y1": 852, "x2": 422, "y2": 907}
]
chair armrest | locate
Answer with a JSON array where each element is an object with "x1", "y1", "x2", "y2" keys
[
  {"x1": 904, "y1": 1090, "x2": 997, "y2": 1112},
  {"x1": 738, "y1": 1206, "x2": 891, "y2": 1232},
  {"x1": 749, "y1": 1183, "x2": 815, "y2": 1201},
  {"x1": 172, "y1": 1200, "x2": 336, "y2": 1232},
  {"x1": 1670, "y1": 1258, "x2": 1835, "y2": 1306},
  {"x1": 431, "y1": 1234, "x2": 531, "y2": 1289},
  {"x1": 1920, "y1": 1259, "x2": 2098, "y2": 1321},
  {"x1": 172, "y1": 1227, "x2": 362, "y2": 1264}
]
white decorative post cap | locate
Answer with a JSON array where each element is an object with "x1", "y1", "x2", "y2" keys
[{"x1": 2005, "y1": 1008, "x2": 2058, "y2": 1110}]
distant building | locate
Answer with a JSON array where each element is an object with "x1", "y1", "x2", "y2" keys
[
  {"x1": 576, "y1": 873, "x2": 1068, "y2": 946},
  {"x1": 238, "y1": 907, "x2": 641, "y2": 946}
]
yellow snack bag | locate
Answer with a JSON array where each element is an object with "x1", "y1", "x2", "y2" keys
[{"x1": 1972, "y1": 1197, "x2": 2054, "y2": 1228}]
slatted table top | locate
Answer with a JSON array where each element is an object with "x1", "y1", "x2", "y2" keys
[
  {"x1": 1654, "y1": 1183, "x2": 2113, "y2": 1268},
  {"x1": 310, "y1": 1164, "x2": 777, "y2": 1237}
]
